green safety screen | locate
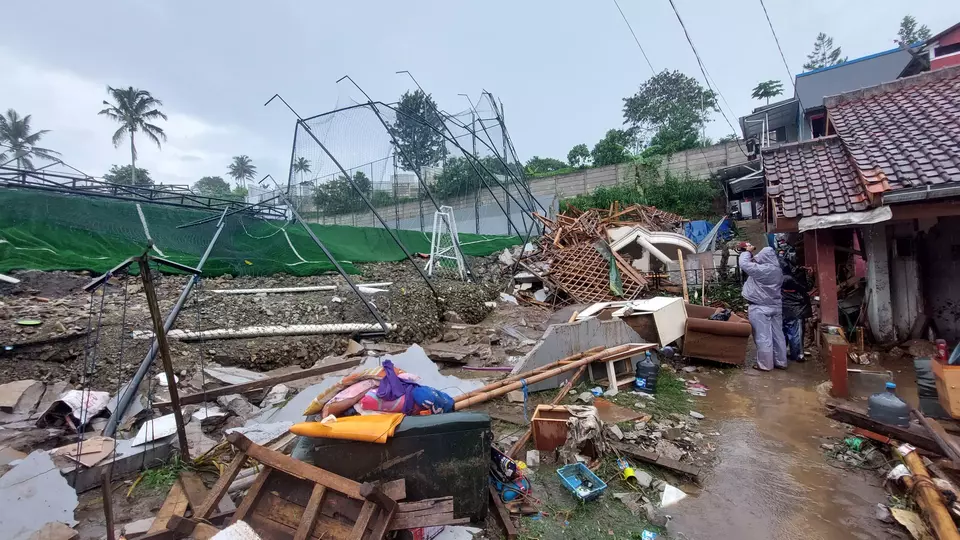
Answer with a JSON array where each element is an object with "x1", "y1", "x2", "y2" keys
[{"x1": 0, "y1": 189, "x2": 522, "y2": 277}]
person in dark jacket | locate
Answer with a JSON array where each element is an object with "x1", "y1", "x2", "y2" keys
[{"x1": 781, "y1": 270, "x2": 812, "y2": 362}]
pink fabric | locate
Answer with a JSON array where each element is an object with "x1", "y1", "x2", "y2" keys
[
  {"x1": 328, "y1": 380, "x2": 380, "y2": 404},
  {"x1": 357, "y1": 389, "x2": 406, "y2": 413}
]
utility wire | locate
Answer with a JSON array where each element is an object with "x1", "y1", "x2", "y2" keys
[
  {"x1": 613, "y1": 0, "x2": 656, "y2": 76},
  {"x1": 757, "y1": 0, "x2": 806, "y2": 111},
  {"x1": 665, "y1": 0, "x2": 749, "y2": 158}
]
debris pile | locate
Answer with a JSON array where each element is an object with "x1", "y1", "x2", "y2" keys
[{"x1": 507, "y1": 203, "x2": 691, "y2": 305}]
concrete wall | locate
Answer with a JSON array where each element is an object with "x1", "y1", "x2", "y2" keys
[
  {"x1": 890, "y1": 222, "x2": 924, "y2": 340},
  {"x1": 302, "y1": 140, "x2": 748, "y2": 235}
]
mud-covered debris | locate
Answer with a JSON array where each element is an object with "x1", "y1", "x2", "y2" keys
[{"x1": 217, "y1": 394, "x2": 260, "y2": 420}]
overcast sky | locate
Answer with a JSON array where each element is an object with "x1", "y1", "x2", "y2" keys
[{"x1": 1, "y1": 0, "x2": 957, "y2": 186}]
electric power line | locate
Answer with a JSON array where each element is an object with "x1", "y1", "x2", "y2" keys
[
  {"x1": 757, "y1": 0, "x2": 806, "y2": 111},
  {"x1": 613, "y1": 0, "x2": 657, "y2": 76},
  {"x1": 665, "y1": 0, "x2": 749, "y2": 158}
]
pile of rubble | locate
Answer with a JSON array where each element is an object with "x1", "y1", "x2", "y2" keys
[{"x1": 502, "y1": 203, "x2": 709, "y2": 305}]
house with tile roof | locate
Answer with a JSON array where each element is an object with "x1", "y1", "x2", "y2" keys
[{"x1": 759, "y1": 59, "x2": 960, "y2": 397}]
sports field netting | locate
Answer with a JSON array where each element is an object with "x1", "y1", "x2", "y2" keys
[{"x1": 0, "y1": 190, "x2": 522, "y2": 277}]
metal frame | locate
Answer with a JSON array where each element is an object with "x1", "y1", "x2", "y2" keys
[{"x1": 0, "y1": 166, "x2": 286, "y2": 219}]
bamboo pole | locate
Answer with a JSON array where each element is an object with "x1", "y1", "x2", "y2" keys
[
  {"x1": 455, "y1": 344, "x2": 646, "y2": 410},
  {"x1": 701, "y1": 265, "x2": 706, "y2": 305},
  {"x1": 507, "y1": 364, "x2": 588, "y2": 459},
  {"x1": 898, "y1": 446, "x2": 960, "y2": 540},
  {"x1": 677, "y1": 249, "x2": 689, "y2": 303},
  {"x1": 454, "y1": 346, "x2": 604, "y2": 404}
]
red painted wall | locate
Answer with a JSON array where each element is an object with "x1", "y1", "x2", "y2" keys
[{"x1": 932, "y1": 27, "x2": 960, "y2": 70}]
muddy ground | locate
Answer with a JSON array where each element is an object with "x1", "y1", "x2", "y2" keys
[{"x1": 0, "y1": 258, "x2": 534, "y2": 390}]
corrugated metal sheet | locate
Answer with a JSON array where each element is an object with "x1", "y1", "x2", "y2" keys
[{"x1": 796, "y1": 48, "x2": 914, "y2": 111}]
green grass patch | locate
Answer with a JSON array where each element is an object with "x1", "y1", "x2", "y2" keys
[
  {"x1": 136, "y1": 455, "x2": 193, "y2": 493},
  {"x1": 515, "y1": 454, "x2": 666, "y2": 540}
]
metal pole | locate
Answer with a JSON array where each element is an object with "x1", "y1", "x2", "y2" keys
[
  {"x1": 472, "y1": 110, "x2": 480, "y2": 234},
  {"x1": 262, "y1": 175, "x2": 391, "y2": 331},
  {"x1": 396, "y1": 72, "x2": 526, "y2": 235},
  {"x1": 295, "y1": 119, "x2": 438, "y2": 295},
  {"x1": 104, "y1": 209, "x2": 227, "y2": 437},
  {"x1": 138, "y1": 256, "x2": 191, "y2": 459}
]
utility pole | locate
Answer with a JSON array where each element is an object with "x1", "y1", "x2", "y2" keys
[{"x1": 138, "y1": 256, "x2": 190, "y2": 460}]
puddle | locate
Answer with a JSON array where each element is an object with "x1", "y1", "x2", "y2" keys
[{"x1": 668, "y1": 362, "x2": 895, "y2": 540}]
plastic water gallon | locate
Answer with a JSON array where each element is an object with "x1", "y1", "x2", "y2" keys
[
  {"x1": 867, "y1": 382, "x2": 910, "y2": 427},
  {"x1": 634, "y1": 350, "x2": 660, "y2": 394}
]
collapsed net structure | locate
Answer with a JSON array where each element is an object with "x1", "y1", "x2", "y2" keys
[
  {"x1": 0, "y1": 188, "x2": 519, "y2": 277},
  {"x1": 269, "y1": 92, "x2": 544, "y2": 245}
]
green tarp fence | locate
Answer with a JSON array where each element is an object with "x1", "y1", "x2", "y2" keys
[{"x1": 0, "y1": 189, "x2": 522, "y2": 277}]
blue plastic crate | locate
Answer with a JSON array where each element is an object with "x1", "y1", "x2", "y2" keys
[{"x1": 556, "y1": 462, "x2": 608, "y2": 501}]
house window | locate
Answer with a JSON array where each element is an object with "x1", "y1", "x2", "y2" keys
[
  {"x1": 935, "y1": 42, "x2": 960, "y2": 57},
  {"x1": 810, "y1": 114, "x2": 826, "y2": 138},
  {"x1": 895, "y1": 238, "x2": 915, "y2": 257}
]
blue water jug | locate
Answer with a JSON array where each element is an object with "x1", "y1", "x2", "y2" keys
[
  {"x1": 634, "y1": 350, "x2": 660, "y2": 393},
  {"x1": 867, "y1": 382, "x2": 910, "y2": 427}
]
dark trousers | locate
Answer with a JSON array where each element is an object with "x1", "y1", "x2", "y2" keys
[{"x1": 783, "y1": 318, "x2": 804, "y2": 361}]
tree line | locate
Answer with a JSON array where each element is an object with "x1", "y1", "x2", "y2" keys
[{"x1": 523, "y1": 15, "x2": 933, "y2": 176}]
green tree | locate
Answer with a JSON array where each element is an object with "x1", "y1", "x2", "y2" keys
[
  {"x1": 312, "y1": 171, "x2": 371, "y2": 214},
  {"x1": 388, "y1": 90, "x2": 447, "y2": 172},
  {"x1": 104, "y1": 164, "x2": 153, "y2": 186},
  {"x1": 751, "y1": 80, "x2": 784, "y2": 105},
  {"x1": 99, "y1": 86, "x2": 167, "y2": 187},
  {"x1": 591, "y1": 129, "x2": 635, "y2": 167},
  {"x1": 524, "y1": 156, "x2": 567, "y2": 175},
  {"x1": 623, "y1": 70, "x2": 717, "y2": 155},
  {"x1": 567, "y1": 144, "x2": 590, "y2": 168},
  {"x1": 717, "y1": 134, "x2": 739, "y2": 143},
  {"x1": 231, "y1": 186, "x2": 248, "y2": 201},
  {"x1": 227, "y1": 155, "x2": 256, "y2": 187},
  {"x1": 293, "y1": 156, "x2": 311, "y2": 180},
  {"x1": 897, "y1": 15, "x2": 932, "y2": 46},
  {"x1": 194, "y1": 175, "x2": 231, "y2": 196},
  {"x1": 0, "y1": 109, "x2": 59, "y2": 170},
  {"x1": 803, "y1": 33, "x2": 847, "y2": 71}
]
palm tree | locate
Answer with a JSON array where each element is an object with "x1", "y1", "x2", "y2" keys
[
  {"x1": 0, "y1": 109, "x2": 60, "y2": 170},
  {"x1": 228, "y1": 155, "x2": 257, "y2": 187},
  {"x1": 98, "y1": 86, "x2": 167, "y2": 187},
  {"x1": 293, "y1": 157, "x2": 311, "y2": 180}
]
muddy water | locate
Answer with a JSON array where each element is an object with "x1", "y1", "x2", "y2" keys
[{"x1": 668, "y1": 362, "x2": 894, "y2": 540}]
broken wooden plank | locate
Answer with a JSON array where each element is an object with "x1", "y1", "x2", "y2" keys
[
  {"x1": 178, "y1": 471, "x2": 209, "y2": 512},
  {"x1": 350, "y1": 501, "x2": 377, "y2": 540},
  {"x1": 154, "y1": 357, "x2": 362, "y2": 408},
  {"x1": 228, "y1": 432, "x2": 390, "y2": 501},
  {"x1": 231, "y1": 467, "x2": 272, "y2": 524},
  {"x1": 194, "y1": 450, "x2": 248, "y2": 519},
  {"x1": 294, "y1": 484, "x2": 327, "y2": 540},
  {"x1": 611, "y1": 442, "x2": 701, "y2": 480},
  {"x1": 359, "y1": 483, "x2": 397, "y2": 540},
  {"x1": 254, "y1": 491, "x2": 355, "y2": 540},
  {"x1": 148, "y1": 480, "x2": 189, "y2": 534},
  {"x1": 825, "y1": 401, "x2": 945, "y2": 455},
  {"x1": 166, "y1": 515, "x2": 220, "y2": 540},
  {"x1": 489, "y1": 486, "x2": 518, "y2": 540}
]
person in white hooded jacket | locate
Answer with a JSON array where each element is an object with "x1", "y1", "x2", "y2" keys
[{"x1": 739, "y1": 246, "x2": 787, "y2": 371}]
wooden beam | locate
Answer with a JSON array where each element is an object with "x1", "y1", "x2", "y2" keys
[
  {"x1": 815, "y1": 229, "x2": 839, "y2": 325},
  {"x1": 231, "y1": 467, "x2": 272, "y2": 524},
  {"x1": 489, "y1": 486, "x2": 518, "y2": 540},
  {"x1": 195, "y1": 450, "x2": 248, "y2": 519},
  {"x1": 226, "y1": 432, "x2": 408, "y2": 501},
  {"x1": 178, "y1": 471, "x2": 209, "y2": 512},
  {"x1": 149, "y1": 480, "x2": 189, "y2": 534},
  {"x1": 154, "y1": 357, "x2": 362, "y2": 408},
  {"x1": 611, "y1": 442, "x2": 701, "y2": 480},
  {"x1": 294, "y1": 484, "x2": 327, "y2": 540},
  {"x1": 139, "y1": 257, "x2": 190, "y2": 459},
  {"x1": 826, "y1": 401, "x2": 947, "y2": 455}
]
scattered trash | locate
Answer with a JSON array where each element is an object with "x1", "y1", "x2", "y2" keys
[
  {"x1": 52, "y1": 436, "x2": 116, "y2": 467},
  {"x1": 577, "y1": 391, "x2": 595, "y2": 404},
  {"x1": 499, "y1": 293, "x2": 519, "y2": 305},
  {"x1": 225, "y1": 421, "x2": 294, "y2": 446},
  {"x1": 155, "y1": 372, "x2": 178, "y2": 387},
  {"x1": 613, "y1": 492, "x2": 645, "y2": 516},
  {"x1": 526, "y1": 449, "x2": 540, "y2": 468},
  {"x1": 641, "y1": 531, "x2": 659, "y2": 540},
  {"x1": 660, "y1": 483, "x2": 687, "y2": 507},
  {"x1": 131, "y1": 413, "x2": 179, "y2": 446},
  {"x1": 689, "y1": 411, "x2": 705, "y2": 420},
  {"x1": 260, "y1": 384, "x2": 291, "y2": 410},
  {"x1": 557, "y1": 462, "x2": 608, "y2": 501},
  {"x1": 590, "y1": 387, "x2": 603, "y2": 397}
]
